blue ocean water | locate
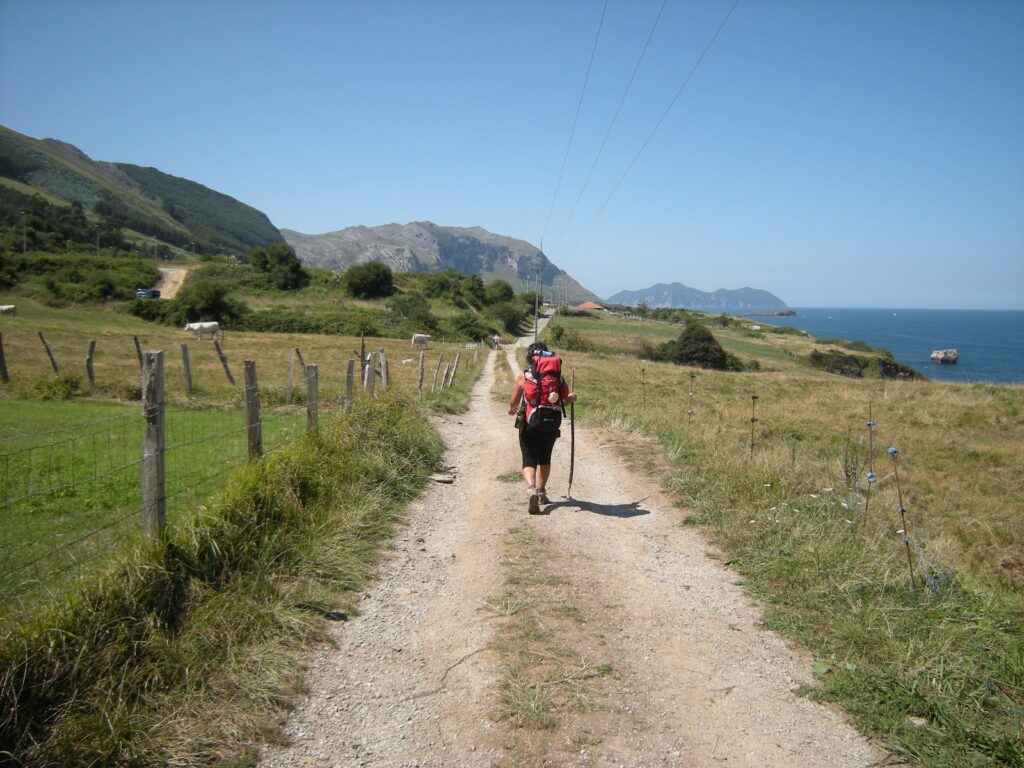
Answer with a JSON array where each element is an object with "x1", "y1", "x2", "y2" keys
[{"x1": 760, "y1": 308, "x2": 1024, "y2": 384}]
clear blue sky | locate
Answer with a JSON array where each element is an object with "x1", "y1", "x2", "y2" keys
[{"x1": 2, "y1": 0, "x2": 1022, "y2": 308}]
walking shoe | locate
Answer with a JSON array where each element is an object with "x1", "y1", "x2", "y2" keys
[
  {"x1": 527, "y1": 487, "x2": 541, "y2": 515},
  {"x1": 536, "y1": 489, "x2": 550, "y2": 505}
]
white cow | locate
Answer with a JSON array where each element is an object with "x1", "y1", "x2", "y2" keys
[
  {"x1": 184, "y1": 321, "x2": 220, "y2": 340},
  {"x1": 411, "y1": 333, "x2": 431, "y2": 347},
  {"x1": 0, "y1": 305, "x2": 16, "y2": 317}
]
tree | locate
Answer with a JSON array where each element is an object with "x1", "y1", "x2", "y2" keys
[
  {"x1": 249, "y1": 244, "x2": 308, "y2": 290},
  {"x1": 345, "y1": 261, "x2": 394, "y2": 298},
  {"x1": 484, "y1": 279, "x2": 515, "y2": 305},
  {"x1": 172, "y1": 279, "x2": 247, "y2": 324},
  {"x1": 659, "y1": 320, "x2": 729, "y2": 369}
]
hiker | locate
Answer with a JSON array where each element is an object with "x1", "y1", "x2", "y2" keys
[{"x1": 508, "y1": 342, "x2": 576, "y2": 514}]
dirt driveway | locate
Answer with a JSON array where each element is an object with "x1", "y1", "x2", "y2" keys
[
  {"x1": 259, "y1": 349, "x2": 885, "y2": 767},
  {"x1": 155, "y1": 266, "x2": 190, "y2": 299}
]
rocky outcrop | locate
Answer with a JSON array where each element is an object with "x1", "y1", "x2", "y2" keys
[
  {"x1": 930, "y1": 349, "x2": 959, "y2": 364},
  {"x1": 281, "y1": 221, "x2": 599, "y2": 302}
]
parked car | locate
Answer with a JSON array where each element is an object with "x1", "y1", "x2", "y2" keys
[{"x1": 135, "y1": 288, "x2": 161, "y2": 299}]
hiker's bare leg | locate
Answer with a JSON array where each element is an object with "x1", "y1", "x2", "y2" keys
[
  {"x1": 522, "y1": 466, "x2": 536, "y2": 488},
  {"x1": 537, "y1": 464, "x2": 551, "y2": 491}
]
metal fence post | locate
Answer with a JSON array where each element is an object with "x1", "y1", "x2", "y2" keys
[
  {"x1": 245, "y1": 360, "x2": 263, "y2": 460},
  {"x1": 141, "y1": 350, "x2": 166, "y2": 540},
  {"x1": 86, "y1": 340, "x2": 96, "y2": 384},
  {"x1": 181, "y1": 343, "x2": 193, "y2": 393},
  {"x1": 0, "y1": 332, "x2": 8, "y2": 382},
  {"x1": 306, "y1": 364, "x2": 319, "y2": 432},
  {"x1": 344, "y1": 359, "x2": 354, "y2": 413}
]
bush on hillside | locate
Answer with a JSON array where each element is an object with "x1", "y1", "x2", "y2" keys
[
  {"x1": 483, "y1": 279, "x2": 515, "y2": 305},
  {"x1": 487, "y1": 300, "x2": 530, "y2": 335},
  {"x1": 3, "y1": 252, "x2": 160, "y2": 305},
  {"x1": 345, "y1": 262, "x2": 394, "y2": 298},
  {"x1": 544, "y1": 323, "x2": 594, "y2": 352},
  {"x1": 248, "y1": 244, "x2": 309, "y2": 290},
  {"x1": 445, "y1": 310, "x2": 491, "y2": 342},
  {"x1": 659, "y1": 320, "x2": 730, "y2": 370},
  {"x1": 385, "y1": 292, "x2": 437, "y2": 331}
]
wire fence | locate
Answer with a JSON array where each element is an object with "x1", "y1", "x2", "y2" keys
[{"x1": 0, "y1": 341, "x2": 480, "y2": 623}]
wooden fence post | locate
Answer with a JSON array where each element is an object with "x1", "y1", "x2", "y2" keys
[
  {"x1": 306, "y1": 364, "x2": 319, "y2": 432},
  {"x1": 431, "y1": 353, "x2": 445, "y2": 394},
  {"x1": 287, "y1": 348, "x2": 306, "y2": 404},
  {"x1": 379, "y1": 349, "x2": 388, "y2": 393},
  {"x1": 85, "y1": 340, "x2": 96, "y2": 384},
  {"x1": 366, "y1": 355, "x2": 376, "y2": 397},
  {"x1": 141, "y1": 350, "x2": 166, "y2": 540},
  {"x1": 418, "y1": 351, "x2": 425, "y2": 399},
  {"x1": 38, "y1": 332, "x2": 59, "y2": 373},
  {"x1": 439, "y1": 361, "x2": 451, "y2": 391},
  {"x1": 0, "y1": 333, "x2": 8, "y2": 383},
  {"x1": 213, "y1": 339, "x2": 235, "y2": 385},
  {"x1": 344, "y1": 359, "x2": 354, "y2": 413},
  {"x1": 445, "y1": 352, "x2": 461, "y2": 389},
  {"x1": 133, "y1": 335, "x2": 144, "y2": 371},
  {"x1": 244, "y1": 360, "x2": 262, "y2": 460},
  {"x1": 181, "y1": 343, "x2": 193, "y2": 392}
]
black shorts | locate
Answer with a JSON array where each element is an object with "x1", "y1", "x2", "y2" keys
[{"x1": 519, "y1": 426, "x2": 558, "y2": 467}]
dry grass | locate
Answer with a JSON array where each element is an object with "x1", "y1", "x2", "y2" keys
[
  {"x1": 545, "y1": 313, "x2": 1023, "y2": 766},
  {"x1": 0, "y1": 295, "x2": 483, "y2": 407}
]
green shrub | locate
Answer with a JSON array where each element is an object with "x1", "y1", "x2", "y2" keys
[
  {"x1": 657, "y1": 320, "x2": 730, "y2": 370},
  {"x1": 345, "y1": 262, "x2": 394, "y2": 298}
]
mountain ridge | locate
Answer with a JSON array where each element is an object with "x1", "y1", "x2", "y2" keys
[
  {"x1": 607, "y1": 282, "x2": 788, "y2": 312},
  {"x1": 0, "y1": 124, "x2": 285, "y2": 255},
  {"x1": 283, "y1": 221, "x2": 600, "y2": 302}
]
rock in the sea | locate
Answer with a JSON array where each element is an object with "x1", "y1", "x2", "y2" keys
[{"x1": 930, "y1": 348, "x2": 959, "y2": 364}]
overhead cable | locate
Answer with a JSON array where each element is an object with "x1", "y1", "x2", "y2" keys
[
  {"x1": 540, "y1": 0, "x2": 609, "y2": 250},
  {"x1": 563, "y1": 0, "x2": 741, "y2": 260},
  {"x1": 553, "y1": 0, "x2": 669, "y2": 251}
]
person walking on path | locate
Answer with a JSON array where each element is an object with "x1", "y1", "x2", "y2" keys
[{"x1": 508, "y1": 342, "x2": 576, "y2": 514}]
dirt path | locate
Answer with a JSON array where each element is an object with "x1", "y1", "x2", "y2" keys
[
  {"x1": 155, "y1": 266, "x2": 189, "y2": 299},
  {"x1": 259, "y1": 348, "x2": 884, "y2": 768}
]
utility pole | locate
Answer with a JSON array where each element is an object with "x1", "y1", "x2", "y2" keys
[{"x1": 533, "y1": 261, "x2": 542, "y2": 342}]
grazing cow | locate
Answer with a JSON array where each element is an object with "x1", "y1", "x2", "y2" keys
[
  {"x1": 411, "y1": 333, "x2": 431, "y2": 347},
  {"x1": 0, "y1": 305, "x2": 16, "y2": 317},
  {"x1": 183, "y1": 321, "x2": 220, "y2": 340}
]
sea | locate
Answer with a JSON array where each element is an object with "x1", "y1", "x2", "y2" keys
[{"x1": 755, "y1": 308, "x2": 1024, "y2": 385}]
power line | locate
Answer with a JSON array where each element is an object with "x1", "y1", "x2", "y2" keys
[
  {"x1": 540, "y1": 0, "x2": 609, "y2": 248},
  {"x1": 563, "y1": 0, "x2": 741, "y2": 260},
  {"x1": 553, "y1": 0, "x2": 669, "y2": 251}
]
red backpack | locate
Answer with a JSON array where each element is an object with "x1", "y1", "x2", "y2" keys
[{"x1": 523, "y1": 354, "x2": 564, "y2": 434}]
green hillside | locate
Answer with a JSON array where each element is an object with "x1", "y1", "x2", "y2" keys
[{"x1": 0, "y1": 125, "x2": 284, "y2": 257}]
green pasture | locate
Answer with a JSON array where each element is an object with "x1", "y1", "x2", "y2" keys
[
  {"x1": 0, "y1": 399, "x2": 306, "y2": 617},
  {"x1": 0, "y1": 294, "x2": 483, "y2": 404}
]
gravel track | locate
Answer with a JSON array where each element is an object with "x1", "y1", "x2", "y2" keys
[{"x1": 259, "y1": 346, "x2": 885, "y2": 768}]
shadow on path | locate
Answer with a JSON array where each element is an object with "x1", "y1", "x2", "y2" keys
[{"x1": 542, "y1": 497, "x2": 651, "y2": 518}]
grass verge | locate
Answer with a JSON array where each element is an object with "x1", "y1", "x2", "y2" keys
[
  {"x1": 489, "y1": 525, "x2": 615, "y2": 754},
  {"x1": 0, "y1": 389, "x2": 444, "y2": 766}
]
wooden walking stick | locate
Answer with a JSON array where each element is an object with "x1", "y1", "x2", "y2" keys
[{"x1": 567, "y1": 370, "x2": 576, "y2": 499}]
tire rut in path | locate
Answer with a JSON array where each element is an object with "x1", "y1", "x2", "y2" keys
[{"x1": 260, "y1": 349, "x2": 884, "y2": 767}]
